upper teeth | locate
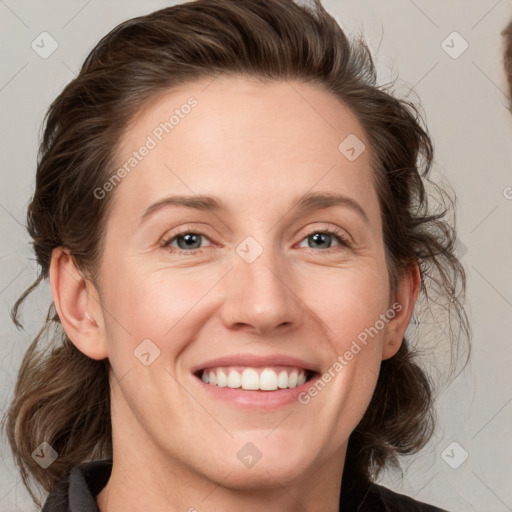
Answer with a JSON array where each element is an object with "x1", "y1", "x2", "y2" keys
[{"x1": 201, "y1": 366, "x2": 307, "y2": 390}]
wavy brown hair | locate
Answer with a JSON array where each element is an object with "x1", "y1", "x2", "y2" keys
[
  {"x1": 2, "y1": 0, "x2": 471, "y2": 507},
  {"x1": 502, "y1": 19, "x2": 512, "y2": 107}
]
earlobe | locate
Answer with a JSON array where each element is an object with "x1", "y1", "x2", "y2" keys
[
  {"x1": 381, "y1": 263, "x2": 421, "y2": 360},
  {"x1": 49, "y1": 247, "x2": 108, "y2": 360}
]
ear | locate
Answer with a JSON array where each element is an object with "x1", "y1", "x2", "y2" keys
[
  {"x1": 49, "y1": 247, "x2": 108, "y2": 360},
  {"x1": 381, "y1": 262, "x2": 421, "y2": 360}
]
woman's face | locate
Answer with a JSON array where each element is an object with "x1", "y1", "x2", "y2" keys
[{"x1": 86, "y1": 75, "x2": 414, "y2": 496}]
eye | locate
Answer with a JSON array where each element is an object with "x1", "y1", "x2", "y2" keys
[
  {"x1": 161, "y1": 225, "x2": 352, "y2": 256},
  {"x1": 161, "y1": 229, "x2": 213, "y2": 254},
  {"x1": 297, "y1": 227, "x2": 352, "y2": 251}
]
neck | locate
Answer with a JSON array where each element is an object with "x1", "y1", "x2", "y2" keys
[{"x1": 96, "y1": 434, "x2": 346, "y2": 512}]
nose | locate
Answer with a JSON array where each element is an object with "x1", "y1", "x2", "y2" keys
[{"x1": 220, "y1": 246, "x2": 304, "y2": 337}]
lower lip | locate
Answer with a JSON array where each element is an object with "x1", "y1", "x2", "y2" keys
[{"x1": 193, "y1": 373, "x2": 320, "y2": 409}]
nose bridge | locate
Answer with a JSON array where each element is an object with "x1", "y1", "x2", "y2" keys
[
  {"x1": 220, "y1": 235, "x2": 303, "y2": 335},
  {"x1": 240, "y1": 245, "x2": 286, "y2": 298}
]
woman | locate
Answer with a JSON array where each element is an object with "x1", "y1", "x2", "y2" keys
[{"x1": 2, "y1": 0, "x2": 470, "y2": 510}]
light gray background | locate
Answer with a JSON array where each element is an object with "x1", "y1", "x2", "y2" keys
[{"x1": 1, "y1": 1, "x2": 511, "y2": 511}]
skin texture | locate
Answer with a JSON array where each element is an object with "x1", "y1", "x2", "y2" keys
[{"x1": 50, "y1": 75, "x2": 420, "y2": 512}]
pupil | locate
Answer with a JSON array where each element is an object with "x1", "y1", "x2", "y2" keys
[
  {"x1": 178, "y1": 233, "x2": 200, "y2": 250},
  {"x1": 310, "y1": 233, "x2": 330, "y2": 249}
]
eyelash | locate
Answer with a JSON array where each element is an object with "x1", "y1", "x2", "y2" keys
[{"x1": 161, "y1": 226, "x2": 352, "y2": 255}]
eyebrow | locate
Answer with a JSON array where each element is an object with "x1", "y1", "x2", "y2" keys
[{"x1": 139, "y1": 191, "x2": 370, "y2": 226}]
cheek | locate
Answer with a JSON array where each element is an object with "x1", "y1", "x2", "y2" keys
[
  {"x1": 100, "y1": 262, "x2": 223, "y2": 364},
  {"x1": 100, "y1": 244, "x2": 390, "y2": 371},
  {"x1": 303, "y1": 261, "x2": 390, "y2": 345}
]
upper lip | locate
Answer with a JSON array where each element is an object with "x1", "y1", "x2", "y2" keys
[{"x1": 191, "y1": 354, "x2": 321, "y2": 375}]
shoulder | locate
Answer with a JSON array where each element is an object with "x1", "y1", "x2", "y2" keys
[
  {"x1": 340, "y1": 473, "x2": 449, "y2": 511},
  {"x1": 362, "y1": 482, "x2": 449, "y2": 512},
  {"x1": 42, "y1": 459, "x2": 112, "y2": 512}
]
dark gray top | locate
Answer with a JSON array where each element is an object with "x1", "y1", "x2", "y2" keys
[{"x1": 41, "y1": 458, "x2": 448, "y2": 511}]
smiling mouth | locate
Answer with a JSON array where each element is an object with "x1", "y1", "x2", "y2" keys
[{"x1": 193, "y1": 366, "x2": 317, "y2": 391}]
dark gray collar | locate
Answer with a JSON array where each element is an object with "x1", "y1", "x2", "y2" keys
[{"x1": 41, "y1": 458, "x2": 447, "y2": 512}]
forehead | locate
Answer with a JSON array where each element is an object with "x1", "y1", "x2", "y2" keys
[{"x1": 110, "y1": 75, "x2": 379, "y2": 227}]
